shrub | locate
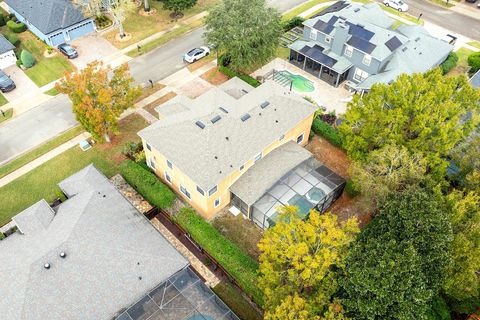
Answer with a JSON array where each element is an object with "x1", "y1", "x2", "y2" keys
[
  {"x1": 175, "y1": 207, "x2": 263, "y2": 305},
  {"x1": 467, "y1": 52, "x2": 480, "y2": 73},
  {"x1": 20, "y1": 50, "x2": 35, "y2": 68},
  {"x1": 7, "y1": 20, "x2": 26, "y2": 33},
  {"x1": 439, "y1": 52, "x2": 458, "y2": 75},
  {"x1": 0, "y1": 232, "x2": 5, "y2": 240},
  {"x1": 344, "y1": 179, "x2": 360, "y2": 198},
  {"x1": 120, "y1": 160, "x2": 176, "y2": 209},
  {"x1": 218, "y1": 66, "x2": 260, "y2": 87},
  {"x1": 282, "y1": 16, "x2": 304, "y2": 31},
  {"x1": 311, "y1": 118, "x2": 343, "y2": 148},
  {"x1": 7, "y1": 13, "x2": 16, "y2": 21},
  {"x1": 6, "y1": 34, "x2": 19, "y2": 46},
  {"x1": 15, "y1": 59, "x2": 22, "y2": 67},
  {"x1": 0, "y1": 14, "x2": 5, "y2": 27}
]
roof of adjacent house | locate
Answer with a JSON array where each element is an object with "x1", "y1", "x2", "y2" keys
[
  {"x1": 0, "y1": 34, "x2": 15, "y2": 54},
  {"x1": 230, "y1": 141, "x2": 314, "y2": 206},
  {"x1": 470, "y1": 70, "x2": 480, "y2": 89},
  {"x1": 5, "y1": 0, "x2": 90, "y2": 35},
  {"x1": 139, "y1": 78, "x2": 318, "y2": 191},
  {"x1": 0, "y1": 165, "x2": 188, "y2": 320}
]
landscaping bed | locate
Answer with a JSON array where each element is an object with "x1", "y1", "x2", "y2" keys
[
  {"x1": 144, "y1": 91, "x2": 177, "y2": 117},
  {"x1": 213, "y1": 281, "x2": 262, "y2": 320},
  {"x1": 200, "y1": 67, "x2": 230, "y2": 85},
  {"x1": 306, "y1": 135, "x2": 350, "y2": 178}
]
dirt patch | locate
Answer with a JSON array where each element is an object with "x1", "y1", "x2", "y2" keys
[
  {"x1": 144, "y1": 91, "x2": 177, "y2": 117},
  {"x1": 306, "y1": 135, "x2": 351, "y2": 178},
  {"x1": 212, "y1": 213, "x2": 263, "y2": 261},
  {"x1": 328, "y1": 193, "x2": 373, "y2": 227},
  {"x1": 200, "y1": 67, "x2": 230, "y2": 86}
]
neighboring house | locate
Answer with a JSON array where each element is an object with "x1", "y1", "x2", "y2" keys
[
  {"x1": 288, "y1": 1, "x2": 453, "y2": 92},
  {"x1": 470, "y1": 69, "x2": 480, "y2": 89},
  {"x1": 5, "y1": 0, "x2": 95, "y2": 47},
  {"x1": 139, "y1": 78, "x2": 345, "y2": 228},
  {"x1": 0, "y1": 165, "x2": 238, "y2": 320},
  {"x1": 0, "y1": 34, "x2": 16, "y2": 69}
]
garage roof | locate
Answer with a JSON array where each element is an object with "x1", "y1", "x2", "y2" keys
[{"x1": 0, "y1": 34, "x2": 15, "y2": 54}]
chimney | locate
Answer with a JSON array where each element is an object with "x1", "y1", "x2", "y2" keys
[{"x1": 331, "y1": 22, "x2": 350, "y2": 56}]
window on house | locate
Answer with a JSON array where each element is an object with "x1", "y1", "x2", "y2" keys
[
  {"x1": 180, "y1": 185, "x2": 191, "y2": 200},
  {"x1": 254, "y1": 153, "x2": 262, "y2": 163},
  {"x1": 362, "y1": 54, "x2": 372, "y2": 66},
  {"x1": 196, "y1": 186, "x2": 205, "y2": 196},
  {"x1": 166, "y1": 160, "x2": 173, "y2": 169},
  {"x1": 297, "y1": 132, "x2": 305, "y2": 144},
  {"x1": 309, "y1": 29, "x2": 317, "y2": 41},
  {"x1": 146, "y1": 142, "x2": 152, "y2": 151},
  {"x1": 148, "y1": 157, "x2": 156, "y2": 169},
  {"x1": 208, "y1": 186, "x2": 218, "y2": 196},
  {"x1": 214, "y1": 197, "x2": 221, "y2": 208},
  {"x1": 240, "y1": 164, "x2": 245, "y2": 171},
  {"x1": 279, "y1": 134, "x2": 285, "y2": 141},
  {"x1": 325, "y1": 35, "x2": 332, "y2": 43},
  {"x1": 165, "y1": 171, "x2": 172, "y2": 184},
  {"x1": 353, "y1": 68, "x2": 369, "y2": 82},
  {"x1": 344, "y1": 45, "x2": 353, "y2": 57}
]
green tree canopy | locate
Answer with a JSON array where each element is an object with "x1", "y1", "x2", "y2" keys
[
  {"x1": 204, "y1": 0, "x2": 282, "y2": 72},
  {"x1": 339, "y1": 69, "x2": 480, "y2": 180},
  {"x1": 342, "y1": 187, "x2": 453, "y2": 319},
  {"x1": 443, "y1": 190, "x2": 480, "y2": 314},
  {"x1": 258, "y1": 206, "x2": 358, "y2": 319},
  {"x1": 20, "y1": 49, "x2": 35, "y2": 68},
  {"x1": 163, "y1": 0, "x2": 197, "y2": 17},
  {"x1": 56, "y1": 61, "x2": 141, "y2": 143}
]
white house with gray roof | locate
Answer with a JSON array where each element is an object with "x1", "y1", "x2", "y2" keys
[
  {"x1": 5, "y1": 0, "x2": 95, "y2": 46},
  {"x1": 288, "y1": 1, "x2": 452, "y2": 91},
  {"x1": 0, "y1": 165, "x2": 238, "y2": 319},
  {"x1": 0, "y1": 34, "x2": 16, "y2": 69}
]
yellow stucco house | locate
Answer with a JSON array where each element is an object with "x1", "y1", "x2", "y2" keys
[{"x1": 138, "y1": 77, "x2": 345, "y2": 228}]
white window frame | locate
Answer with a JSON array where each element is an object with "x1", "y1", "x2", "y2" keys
[
  {"x1": 148, "y1": 157, "x2": 156, "y2": 169},
  {"x1": 214, "y1": 197, "x2": 221, "y2": 208},
  {"x1": 325, "y1": 35, "x2": 332, "y2": 43},
  {"x1": 196, "y1": 186, "x2": 205, "y2": 196},
  {"x1": 240, "y1": 164, "x2": 245, "y2": 171},
  {"x1": 309, "y1": 29, "x2": 317, "y2": 41},
  {"x1": 208, "y1": 185, "x2": 218, "y2": 196},
  {"x1": 166, "y1": 159, "x2": 173, "y2": 169},
  {"x1": 362, "y1": 54, "x2": 372, "y2": 66},
  {"x1": 146, "y1": 142, "x2": 152, "y2": 151},
  {"x1": 297, "y1": 132, "x2": 305, "y2": 144},
  {"x1": 180, "y1": 184, "x2": 191, "y2": 200},
  {"x1": 279, "y1": 134, "x2": 285, "y2": 141},
  {"x1": 353, "y1": 68, "x2": 369, "y2": 82},
  {"x1": 254, "y1": 152, "x2": 262, "y2": 163},
  {"x1": 344, "y1": 45, "x2": 353, "y2": 58},
  {"x1": 164, "y1": 171, "x2": 172, "y2": 184}
]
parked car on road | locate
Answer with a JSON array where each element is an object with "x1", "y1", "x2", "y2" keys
[
  {"x1": 58, "y1": 43, "x2": 78, "y2": 59},
  {"x1": 183, "y1": 46, "x2": 210, "y2": 63},
  {"x1": 0, "y1": 70, "x2": 15, "y2": 93},
  {"x1": 383, "y1": 0, "x2": 409, "y2": 11}
]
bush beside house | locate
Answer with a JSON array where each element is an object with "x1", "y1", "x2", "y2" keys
[
  {"x1": 120, "y1": 160, "x2": 176, "y2": 209},
  {"x1": 440, "y1": 52, "x2": 458, "y2": 75},
  {"x1": 311, "y1": 118, "x2": 343, "y2": 148},
  {"x1": 468, "y1": 52, "x2": 480, "y2": 73},
  {"x1": 6, "y1": 33, "x2": 19, "y2": 46},
  {"x1": 20, "y1": 50, "x2": 35, "y2": 68},
  {"x1": 218, "y1": 54, "x2": 260, "y2": 87},
  {"x1": 0, "y1": 14, "x2": 6, "y2": 27},
  {"x1": 282, "y1": 16, "x2": 304, "y2": 31},
  {"x1": 6, "y1": 20, "x2": 27, "y2": 33}
]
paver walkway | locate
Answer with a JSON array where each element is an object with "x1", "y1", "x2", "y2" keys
[{"x1": 136, "y1": 108, "x2": 158, "y2": 124}]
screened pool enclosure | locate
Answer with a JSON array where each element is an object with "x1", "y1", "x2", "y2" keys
[
  {"x1": 116, "y1": 267, "x2": 239, "y2": 320},
  {"x1": 250, "y1": 158, "x2": 345, "y2": 229}
]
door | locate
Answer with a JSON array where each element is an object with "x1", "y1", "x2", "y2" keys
[
  {"x1": 67, "y1": 21, "x2": 95, "y2": 41},
  {"x1": 49, "y1": 32, "x2": 65, "y2": 46}
]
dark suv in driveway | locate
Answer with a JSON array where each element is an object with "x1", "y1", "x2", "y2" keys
[
  {"x1": 0, "y1": 70, "x2": 15, "y2": 93},
  {"x1": 58, "y1": 43, "x2": 78, "y2": 59}
]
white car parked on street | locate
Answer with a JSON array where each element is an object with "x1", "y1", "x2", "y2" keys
[
  {"x1": 383, "y1": 0, "x2": 409, "y2": 11},
  {"x1": 183, "y1": 46, "x2": 210, "y2": 63}
]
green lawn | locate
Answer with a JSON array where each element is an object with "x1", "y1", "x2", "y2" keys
[
  {"x1": 467, "y1": 41, "x2": 480, "y2": 50},
  {"x1": 213, "y1": 282, "x2": 262, "y2": 320},
  {"x1": 44, "y1": 87, "x2": 60, "y2": 96},
  {"x1": 282, "y1": 0, "x2": 333, "y2": 21},
  {"x1": 448, "y1": 47, "x2": 474, "y2": 77},
  {"x1": 0, "y1": 108, "x2": 13, "y2": 124},
  {"x1": 0, "y1": 126, "x2": 84, "y2": 179},
  {"x1": 0, "y1": 93, "x2": 8, "y2": 106},
  {"x1": 0, "y1": 115, "x2": 148, "y2": 226}
]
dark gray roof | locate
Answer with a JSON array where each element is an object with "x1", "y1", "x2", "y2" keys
[
  {"x1": 470, "y1": 70, "x2": 480, "y2": 89},
  {"x1": 0, "y1": 165, "x2": 188, "y2": 320},
  {"x1": 0, "y1": 34, "x2": 15, "y2": 54},
  {"x1": 5, "y1": 0, "x2": 89, "y2": 35}
]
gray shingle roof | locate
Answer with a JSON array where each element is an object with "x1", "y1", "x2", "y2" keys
[
  {"x1": 230, "y1": 141, "x2": 314, "y2": 206},
  {"x1": 138, "y1": 78, "x2": 318, "y2": 191},
  {"x1": 0, "y1": 34, "x2": 15, "y2": 54},
  {"x1": 5, "y1": 0, "x2": 89, "y2": 35},
  {"x1": 0, "y1": 165, "x2": 188, "y2": 320}
]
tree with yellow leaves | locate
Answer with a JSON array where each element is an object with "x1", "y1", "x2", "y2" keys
[
  {"x1": 56, "y1": 61, "x2": 141, "y2": 143},
  {"x1": 258, "y1": 206, "x2": 358, "y2": 319}
]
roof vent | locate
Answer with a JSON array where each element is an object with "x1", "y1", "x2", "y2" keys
[
  {"x1": 339, "y1": 15, "x2": 347, "y2": 20},
  {"x1": 195, "y1": 121, "x2": 205, "y2": 129},
  {"x1": 260, "y1": 101, "x2": 270, "y2": 109},
  {"x1": 225, "y1": 136, "x2": 229, "y2": 141},
  {"x1": 59, "y1": 252, "x2": 67, "y2": 259},
  {"x1": 219, "y1": 107, "x2": 229, "y2": 114},
  {"x1": 275, "y1": 120, "x2": 279, "y2": 123},
  {"x1": 44, "y1": 263, "x2": 51, "y2": 269},
  {"x1": 241, "y1": 113, "x2": 251, "y2": 122},
  {"x1": 415, "y1": 37, "x2": 420, "y2": 42},
  {"x1": 241, "y1": 89, "x2": 249, "y2": 94},
  {"x1": 214, "y1": 156, "x2": 218, "y2": 159},
  {"x1": 354, "y1": 8, "x2": 360, "y2": 12},
  {"x1": 211, "y1": 115, "x2": 221, "y2": 124},
  {"x1": 402, "y1": 47, "x2": 408, "y2": 52}
]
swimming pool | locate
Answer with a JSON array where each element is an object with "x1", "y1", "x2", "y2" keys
[{"x1": 273, "y1": 70, "x2": 315, "y2": 92}]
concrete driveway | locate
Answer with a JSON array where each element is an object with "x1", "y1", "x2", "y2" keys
[
  {"x1": 2, "y1": 65, "x2": 39, "y2": 101},
  {"x1": 69, "y1": 33, "x2": 119, "y2": 69}
]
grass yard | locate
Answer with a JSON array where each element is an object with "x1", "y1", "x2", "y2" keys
[
  {"x1": 282, "y1": 0, "x2": 333, "y2": 21},
  {"x1": 106, "y1": 0, "x2": 216, "y2": 49},
  {"x1": 44, "y1": 87, "x2": 60, "y2": 96},
  {"x1": 0, "y1": 108, "x2": 13, "y2": 124},
  {"x1": 0, "y1": 126, "x2": 84, "y2": 179},
  {"x1": 0, "y1": 93, "x2": 8, "y2": 106},
  {"x1": 0, "y1": 28, "x2": 75, "y2": 87},
  {"x1": 213, "y1": 281, "x2": 262, "y2": 320},
  {"x1": 467, "y1": 41, "x2": 480, "y2": 50},
  {"x1": 0, "y1": 114, "x2": 148, "y2": 226},
  {"x1": 448, "y1": 47, "x2": 474, "y2": 77}
]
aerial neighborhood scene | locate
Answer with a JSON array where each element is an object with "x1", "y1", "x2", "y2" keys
[{"x1": 0, "y1": 0, "x2": 479, "y2": 318}]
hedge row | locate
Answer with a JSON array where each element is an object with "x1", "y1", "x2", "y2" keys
[
  {"x1": 7, "y1": 20, "x2": 26, "y2": 33},
  {"x1": 120, "y1": 160, "x2": 175, "y2": 209},
  {"x1": 468, "y1": 52, "x2": 480, "y2": 73},
  {"x1": 282, "y1": 16, "x2": 305, "y2": 32},
  {"x1": 175, "y1": 207, "x2": 263, "y2": 306},
  {"x1": 218, "y1": 65, "x2": 260, "y2": 88},
  {"x1": 439, "y1": 52, "x2": 458, "y2": 75},
  {"x1": 311, "y1": 118, "x2": 343, "y2": 148}
]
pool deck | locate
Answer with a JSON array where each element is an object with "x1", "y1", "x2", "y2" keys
[{"x1": 253, "y1": 58, "x2": 353, "y2": 114}]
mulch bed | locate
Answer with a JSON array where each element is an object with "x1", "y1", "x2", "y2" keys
[
  {"x1": 306, "y1": 135, "x2": 351, "y2": 178},
  {"x1": 200, "y1": 67, "x2": 230, "y2": 85}
]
